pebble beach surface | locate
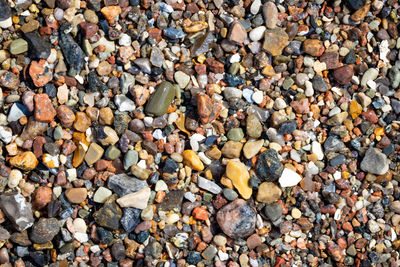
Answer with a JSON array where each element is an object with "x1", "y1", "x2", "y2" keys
[{"x1": 0, "y1": 0, "x2": 399, "y2": 266}]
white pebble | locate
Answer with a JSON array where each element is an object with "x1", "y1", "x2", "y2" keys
[
  {"x1": 73, "y1": 218, "x2": 87, "y2": 233},
  {"x1": 279, "y1": 168, "x2": 302, "y2": 188},
  {"x1": 229, "y1": 53, "x2": 241, "y2": 63},
  {"x1": 8, "y1": 169, "x2": 22, "y2": 188},
  {"x1": 249, "y1": 26, "x2": 266, "y2": 42},
  {"x1": 155, "y1": 180, "x2": 168, "y2": 191},
  {"x1": 74, "y1": 232, "x2": 89, "y2": 243},
  {"x1": 198, "y1": 152, "x2": 212, "y2": 165},
  {"x1": 311, "y1": 141, "x2": 323, "y2": 160},
  {"x1": 119, "y1": 34, "x2": 132, "y2": 46},
  {"x1": 251, "y1": 91, "x2": 263, "y2": 104}
]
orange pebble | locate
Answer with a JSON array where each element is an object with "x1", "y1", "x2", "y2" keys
[{"x1": 192, "y1": 207, "x2": 208, "y2": 221}]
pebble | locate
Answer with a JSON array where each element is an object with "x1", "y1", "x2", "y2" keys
[
  {"x1": 65, "y1": 188, "x2": 87, "y2": 204},
  {"x1": 249, "y1": 26, "x2": 266, "y2": 42},
  {"x1": 182, "y1": 150, "x2": 204, "y2": 171},
  {"x1": 256, "y1": 149, "x2": 283, "y2": 181},
  {"x1": 116, "y1": 187, "x2": 151, "y2": 209},
  {"x1": 226, "y1": 161, "x2": 252, "y2": 199},
  {"x1": 256, "y1": 182, "x2": 282, "y2": 204},
  {"x1": 216, "y1": 199, "x2": 256, "y2": 239},
  {"x1": 360, "y1": 147, "x2": 389, "y2": 175},
  {"x1": 278, "y1": 168, "x2": 302, "y2": 188}
]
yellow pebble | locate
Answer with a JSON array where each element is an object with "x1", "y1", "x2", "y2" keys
[
  {"x1": 197, "y1": 54, "x2": 206, "y2": 64},
  {"x1": 374, "y1": 126, "x2": 384, "y2": 136},
  {"x1": 182, "y1": 150, "x2": 204, "y2": 171},
  {"x1": 226, "y1": 161, "x2": 252, "y2": 200},
  {"x1": 291, "y1": 208, "x2": 302, "y2": 219},
  {"x1": 342, "y1": 171, "x2": 350, "y2": 179},
  {"x1": 29, "y1": 4, "x2": 40, "y2": 13},
  {"x1": 12, "y1": 16, "x2": 19, "y2": 24}
]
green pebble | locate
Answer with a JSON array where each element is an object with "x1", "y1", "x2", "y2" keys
[
  {"x1": 202, "y1": 192, "x2": 213, "y2": 202},
  {"x1": 105, "y1": 145, "x2": 121, "y2": 160},
  {"x1": 229, "y1": 62, "x2": 240, "y2": 75},
  {"x1": 124, "y1": 150, "x2": 138, "y2": 170},
  {"x1": 53, "y1": 126, "x2": 63, "y2": 140},
  {"x1": 282, "y1": 77, "x2": 294, "y2": 90},
  {"x1": 78, "y1": 209, "x2": 90, "y2": 218},
  {"x1": 145, "y1": 81, "x2": 176, "y2": 116},
  {"x1": 366, "y1": 89, "x2": 376, "y2": 98},
  {"x1": 9, "y1": 39, "x2": 28, "y2": 55},
  {"x1": 227, "y1": 127, "x2": 244, "y2": 142}
]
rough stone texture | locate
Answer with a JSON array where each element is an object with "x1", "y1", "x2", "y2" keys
[{"x1": 216, "y1": 199, "x2": 256, "y2": 239}]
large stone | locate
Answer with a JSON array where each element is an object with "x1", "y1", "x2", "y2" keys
[
  {"x1": 227, "y1": 21, "x2": 247, "y2": 44},
  {"x1": 263, "y1": 2, "x2": 278, "y2": 29},
  {"x1": 158, "y1": 190, "x2": 185, "y2": 212},
  {"x1": 303, "y1": 39, "x2": 325, "y2": 57},
  {"x1": 243, "y1": 139, "x2": 264, "y2": 159},
  {"x1": 263, "y1": 28, "x2": 289, "y2": 56},
  {"x1": 256, "y1": 149, "x2": 283, "y2": 181},
  {"x1": 9, "y1": 151, "x2": 38, "y2": 171},
  {"x1": 197, "y1": 92, "x2": 221, "y2": 124},
  {"x1": 278, "y1": 168, "x2": 302, "y2": 188},
  {"x1": 34, "y1": 93, "x2": 56, "y2": 122},
  {"x1": 30, "y1": 218, "x2": 60, "y2": 244},
  {"x1": 65, "y1": 188, "x2": 88, "y2": 204},
  {"x1": 360, "y1": 147, "x2": 389, "y2": 175},
  {"x1": 116, "y1": 187, "x2": 151, "y2": 209},
  {"x1": 145, "y1": 81, "x2": 175, "y2": 116},
  {"x1": 256, "y1": 182, "x2": 282, "y2": 203},
  {"x1": 226, "y1": 161, "x2": 252, "y2": 200},
  {"x1": 182, "y1": 150, "x2": 204, "y2": 171},
  {"x1": 24, "y1": 31, "x2": 51, "y2": 59},
  {"x1": 221, "y1": 141, "x2": 243, "y2": 158},
  {"x1": 216, "y1": 199, "x2": 256, "y2": 239},
  {"x1": 108, "y1": 174, "x2": 147, "y2": 196},
  {"x1": 0, "y1": 192, "x2": 34, "y2": 232},
  {"x1": 59, "y1": 23, "x2": 85, "y2": 76},
  {"x1": 84, "y1": 143, "x2": 104, "y2": 166},
  {"x1": 93, "y1": 195, "x2": 122, "y2": 230}
]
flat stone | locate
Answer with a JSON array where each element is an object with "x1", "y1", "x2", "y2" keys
[
  {"x1": 116, "y1": 187, "x2": 151, "y2": 209},
  {"x1": 226, "y1": 161, "x2": 252, "y2": 199},
  {"x1": 228, "y1": 21, "x2": 247, "y2": 44},
  {"x1": 84, "y1": 143, "x2": 104, "y2": 166},
  {"x1": 30, "y1": 218, "x2": 60, "y2": 244},
  {"x1": 108, "y1": 174, "x2": 147, "y2": 196},
  {"x1": 65, "y1": 188, "x2": 88, "y2": 204},
  {"x1": 9, "y1": 39, "x2": 28, "y2": 55},
  {"x1": 93, "y1": 187, "x2": 112, "y2": 203},
  {"x1": 278, "y1": 168, "x2": 302, "y2": 188},
  {"x1": 263, "y1": 28, "x2": 289, "y2": 56},
  {"x1": 0, "y1": 192, "x2": 34, "y2": 232},
  {"x1": 158, "y1": 190, "x2": 185, "y2": 212},
  {"x1": 360, "y1": 147, "x2": 389, "y2": 175},
  {"x1": 256, "y1": 182, "x2": 282, "y2": 203}
]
